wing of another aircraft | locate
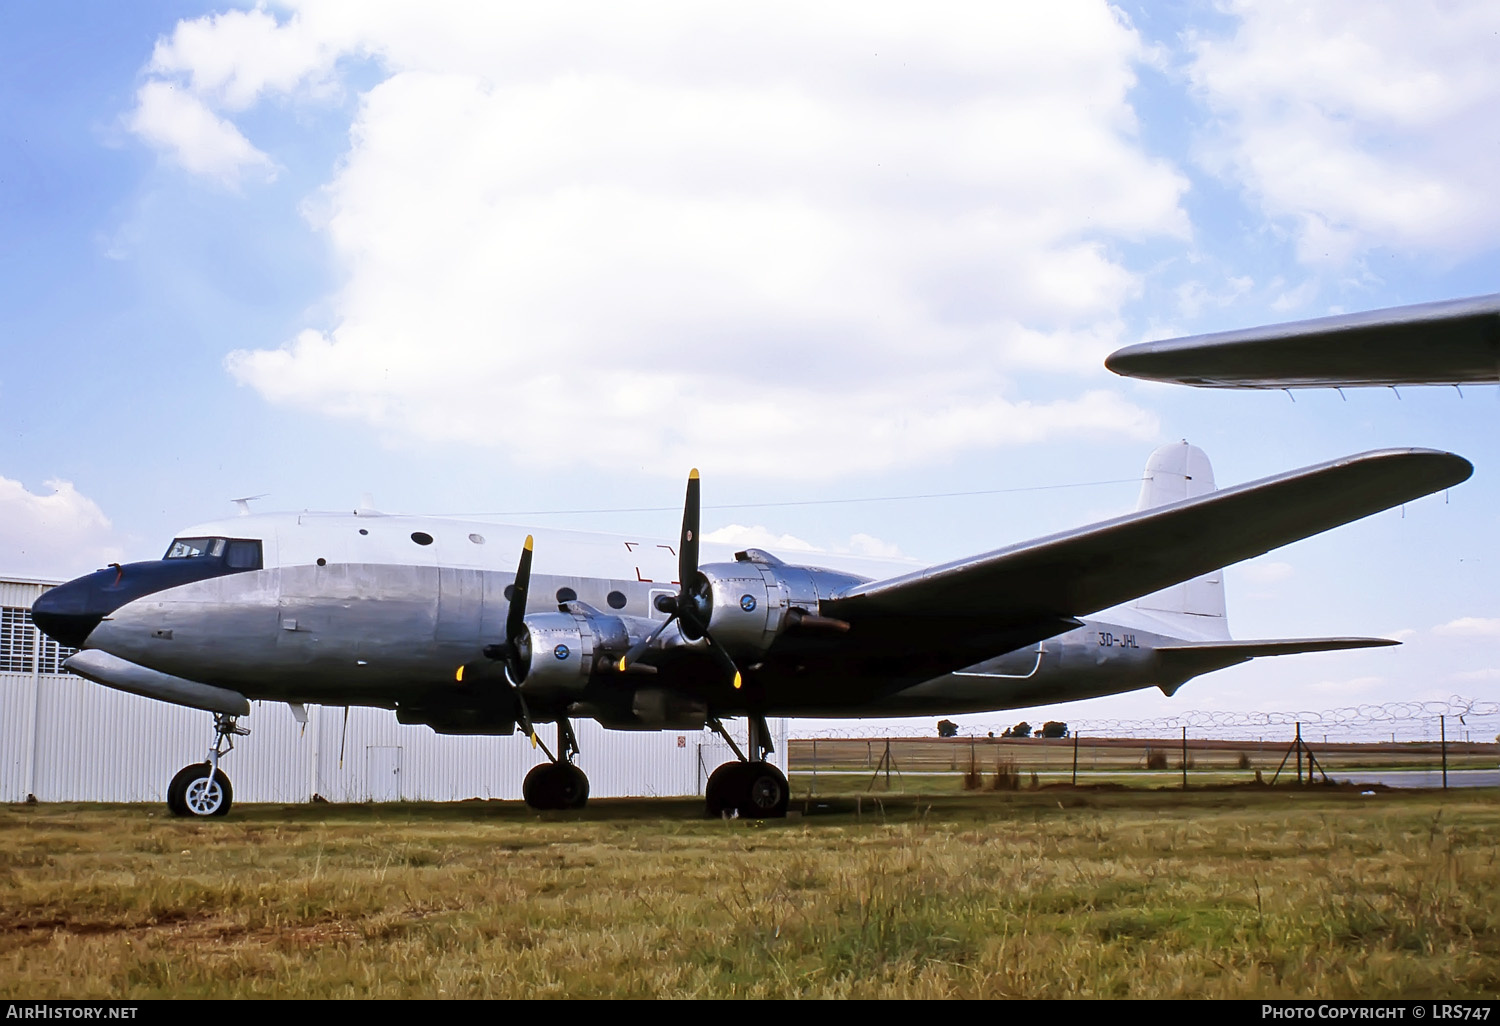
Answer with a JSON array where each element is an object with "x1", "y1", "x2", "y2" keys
[
  {"x1": 823, "y1": 449, "x2": 1470, "y2": 632},
  {"x1": 1104, "y1": 293, "x2": 1500, "y2": 388}
]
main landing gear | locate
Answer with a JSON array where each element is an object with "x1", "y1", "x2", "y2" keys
[
  {"x1": 520, "y1": 717, "x2": 590, "y2": 811},
  {"x1": 168, "y1": 713, "x2": 248, "y2": 818},
  {"x1": 705, "y1": 714, "x2": 789, "y2": 819}
]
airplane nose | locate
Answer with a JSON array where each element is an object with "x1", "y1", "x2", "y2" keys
[{"x1": 32, "y1": 579, "x2": 105, "y2": 648}]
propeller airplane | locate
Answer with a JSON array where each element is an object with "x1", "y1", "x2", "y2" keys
[{"x1": 30, "y1": 442, "x2": 1471, "y2": 819}]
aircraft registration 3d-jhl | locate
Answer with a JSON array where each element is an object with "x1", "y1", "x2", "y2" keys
[{"x1": 32, "y1": 442, "x2": 1471, "y2": 819}]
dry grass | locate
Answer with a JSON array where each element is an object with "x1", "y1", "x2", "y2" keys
[{"x1": 4, "y1": 790, "x2": 1499, "y2": 999}]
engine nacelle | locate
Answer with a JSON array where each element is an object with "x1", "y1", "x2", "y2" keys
[
  {"x1": 513, "y1": 609, "x2": 631, "y2": 699},
  {"x1": 696, "y1": 554, "x2": 868, "y2": 660}
]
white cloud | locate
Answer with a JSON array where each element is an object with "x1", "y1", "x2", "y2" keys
[
  {"x1": 1432, "y1": 617, "x2": 1500, "y2": 639},
  {"x1": 128, "y1": 81, "x2": 275, "y2": 184},
  {"x1": 147, "y1": 6, "x2": 348, "y2": 110},
  {"x1": 703, "y1": 525, "x2": 816, "y2": 553},
  {"x1": 0, "y1": 477, "x2": 124, "y2": 581},
  {"x1": 703, "y1": 524, "x2": 908, "y2": 561},
  {"x1": 1189, "y1": 0, "x2": 1500, "y2": 267},
  {"x1": 132, "y1": 2, "x2": 1186, "y2": 477},
  {"x1": 1453, "y1": 668, "x2": 1500, "y2": 682}
]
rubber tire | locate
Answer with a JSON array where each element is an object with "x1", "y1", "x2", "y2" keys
[
  {"x1": 738, "y1": 762, "x2": 789, "y2": 820},
  {"x1": 556, "y1": 764, "x2": 590, "y2": 809},
  {"x1": 704, "y1": 761, "x2": 748, "y2": 818},
  {"x1": 522, "y1": 763, "x2": 590, "y2": 811},
  {"x1": 168, "y1": 763, "x2": 232, "y2": 818},
  {"x1": 522, "y1": 763, "x2": 555, "y2": 810}
]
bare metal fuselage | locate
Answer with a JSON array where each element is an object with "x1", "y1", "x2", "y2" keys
[{"x1": 84, "y1": 558, "x2": 1195, "y2": 721}]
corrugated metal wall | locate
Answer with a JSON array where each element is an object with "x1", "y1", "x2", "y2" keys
[{"x1": 1, "y1": 577, "x2": 789, "y2": 805}]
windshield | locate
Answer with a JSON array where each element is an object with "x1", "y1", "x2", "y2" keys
[{"x1": 163, "y1": 538, "x2": 226, "y2": 559}]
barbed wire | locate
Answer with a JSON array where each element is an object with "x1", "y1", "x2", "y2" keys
[{"x1": 792, "y1": 697, "x2": 1500, "y2": 743}]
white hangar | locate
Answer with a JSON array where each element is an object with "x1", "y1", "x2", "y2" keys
[{"x1": 0, "y1": 576, "x2": 788, "y2": 806}]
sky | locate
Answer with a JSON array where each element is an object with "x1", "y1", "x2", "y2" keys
[{"x1": 2, "y1": 1, "x2": 1497, "y2": 739}]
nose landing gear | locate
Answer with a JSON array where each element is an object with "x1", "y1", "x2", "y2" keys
[{"x1": 167, "y1": 713, "x2": 248, "y2": 818}]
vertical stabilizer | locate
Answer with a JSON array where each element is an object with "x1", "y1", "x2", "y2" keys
[{"x1": 1132, "y1": 441, "x2": 1229, "y2": 637}]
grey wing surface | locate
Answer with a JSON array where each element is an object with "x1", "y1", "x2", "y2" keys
[
  {"x1": 821, "y1": 449, "x2": 1470, "y2": 654},
  {"x1": 1104, "y1": 292, "x2": 1500, "y2": 388}
]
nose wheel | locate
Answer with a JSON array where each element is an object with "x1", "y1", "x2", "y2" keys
[
  {"x1": 168, "y1": 763, "x2": 232, "y2": 817},
  {"x1": 167, "y1": 713, "x2": 247, "y2": 818}
]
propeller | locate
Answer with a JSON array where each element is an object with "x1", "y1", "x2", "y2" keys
[
  {"x1": 456, "y1": 535, "x2": 545, "y2": 748},
  {"x1": 616, "y1": 470, "x2": 743, "y2": 689}
]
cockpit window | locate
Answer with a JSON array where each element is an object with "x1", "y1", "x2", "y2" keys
[
  {"x1": 163, "y1": 537, "x2": 262, "y2": 569},
  {"x1": 225, "y1": 540, "x2": 263, "y2": 569},
  {"x1": 164, "y1": 538, "x2": 214, "y2": 559}
]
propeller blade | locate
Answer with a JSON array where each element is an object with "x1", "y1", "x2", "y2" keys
[
  {"x1": 616, "y1": 614, "x2": 674, "y2": 672},
  {"x1": 703, "y1": 633, "x2": 743, "y2": 690},
  {"x1": 679, "y1": 469, "x2": 699, "y2": 588},
  {"x1": 506, "y1": 535, "x2": 534, "y2": 643}
]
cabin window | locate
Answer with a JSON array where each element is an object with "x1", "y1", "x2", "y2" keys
[
  {"x1": 411, "y1": 532, "x2": 434, "y2": 546},
  {"x1": 468, "y1": 533, "x2": 485, "y2": 544},
  {"x1": 607, "y1": 591, "x2": 627, "y2": 609},
  {"x1": 556, "y1": 587, "x2": 577, "y2": 603}
]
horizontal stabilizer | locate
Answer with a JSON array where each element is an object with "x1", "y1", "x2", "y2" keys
[
  {"x1": 1157, "y1": 636, "x2": 1397, "y2": 662},
  {"x1": 1152, "y1": 636, "x2": 1398, "y2": 696}
]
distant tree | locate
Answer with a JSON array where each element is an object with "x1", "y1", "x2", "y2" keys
[
  {"x1": 1002, "y1": 721, "x2": 1032, "y2": 738},
  {"x1": 1040, "y1": 721, "x2": 1068, "y2": 738},
  {"x1": 937, "y1": 719, "x2": 959, "y2": 738}
]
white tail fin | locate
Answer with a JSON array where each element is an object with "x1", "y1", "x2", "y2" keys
[{"x1": 1132, "y1": 441, "x2": 1229, "y2": 637}]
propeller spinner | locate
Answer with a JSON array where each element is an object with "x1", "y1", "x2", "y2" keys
[
  {"x1": 455, "y1": 534, "x2": 543, "y2": 746},
  {"x1": 616, "y1": 470, "x2": 743, "y2": 689}
]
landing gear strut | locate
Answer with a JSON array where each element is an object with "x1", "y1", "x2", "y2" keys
[
  {"x1": 705, "y1": 714, "x2": 789, "y2": 819},
  {"x1": 520, "y1": 717, "x2": 590, "y2": 811},
  {"x1": 167, "y1": 713, "x2": 248, "y2": 818}
]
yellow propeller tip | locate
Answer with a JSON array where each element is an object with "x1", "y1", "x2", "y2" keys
[
  {"x1": 689, "y1": 468, "x2": 700, "y2": 479},
  {"x1": 529, "y1": 733, "x2": 537, "y2": 748},
  {"x1": 523, "y1": 535, "x2": 533, "y2": 550},
  {"x1": 616, "y1": 657, "x2": 628, "y2": 672},
  {"x1": 733, "y1": 671, "x2": 742, "y2": 690},
  {"x1": 455, "y1": 665, "x2": 465, "y2": 683}
]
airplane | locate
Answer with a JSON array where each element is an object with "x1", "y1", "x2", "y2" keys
[
  {"x1": 1105, "y1": 292, "x2": 1500, "y2": 389},
  {"x1": 29, "y1": 442, "x2": 1471, "y2": 820}
]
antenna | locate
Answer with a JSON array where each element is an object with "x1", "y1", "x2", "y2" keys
[{"x1": 231, "y1": 494, "x2": 268, "y2": 516}]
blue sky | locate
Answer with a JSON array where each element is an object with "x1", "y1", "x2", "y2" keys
[{"x1": 2, "y1": 1, "x2": 1496, "y2": 735}]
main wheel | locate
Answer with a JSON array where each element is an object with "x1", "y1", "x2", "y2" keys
[
  {"x1": 556, "y1": 764, "x2": 590, "y2": 809},
  {"x1": 704, "y1": 761, "x2": 748, "y2": 818},
  {"x1": 168, "y1": 763, "x2": 232, "y2": 818},
  {"x1": 522, "y1": 763, "x2": 555, "y2": 810},
  {"x1": 738, "y1": 762, "x2": 789, "y2": 819}
]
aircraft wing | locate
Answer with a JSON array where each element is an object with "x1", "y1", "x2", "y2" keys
[
  {"x1": 1104, "y1": 293, "x2": 1500, "y2": 388},
  {"x1": 823, "y1": 449, "x2": 1470, "y2": 631}
]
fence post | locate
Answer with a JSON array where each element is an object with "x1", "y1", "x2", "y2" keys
[
  {"x1": 1072, "y1": 732, "x2": 1079, "y2": 786},
  {"x1": 1181, "y1": 726, "x2": 1188, "y2": 789},
  {"x1": 1441, "y1": 715, "x2": 1448, "y2": 790}
]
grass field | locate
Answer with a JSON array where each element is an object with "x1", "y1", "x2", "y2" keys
[{"x1": 4, "y1": 788, "x2": 1499, "y2": 999}]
